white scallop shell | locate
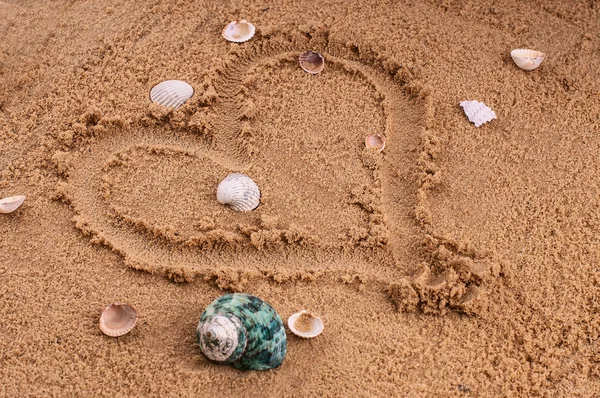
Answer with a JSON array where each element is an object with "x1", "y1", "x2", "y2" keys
[
  {"x1": 0, "y1": 195, "x2": 26, "y2": 214},
  {"x1": 150, "y1": 80, "x2": 194, "y2": 109},
  {"x1": 216, "y1": 173, "x2": 261, "y2": 212},
  {"x1": 460, "y1": 100, "x2": 497, "y2": 127},
  {"x1": 99, "y1": 303, "x2": 138, "y2": 337},
  {"x1": 287, "y1": 310, "x2": 323, "y2": 339},
  {"x1": 222, "y1": 20, "x2": 256, "y2": 43},
  {"x1": 510, "y1": 48, "x2": 545, "y2": 71}
]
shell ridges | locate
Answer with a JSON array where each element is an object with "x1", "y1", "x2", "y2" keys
[
  {"x1": 216, "y1": 173, "x2": 261, "y2": 212},
  {"x1": 150, "y1": 80, "x2": 194, "y2": 109}
]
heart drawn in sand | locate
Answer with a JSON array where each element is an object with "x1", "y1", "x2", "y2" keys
[{"x1": 56, "y1": 30, "x2": 501, "y2": 315}]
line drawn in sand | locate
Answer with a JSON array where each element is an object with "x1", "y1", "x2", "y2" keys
[{"x1": 53, "y1": 28, "x2": 504, "y2": 315}]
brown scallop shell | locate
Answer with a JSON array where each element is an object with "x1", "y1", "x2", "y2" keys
[
  {"x1": 299, "y1": 51, "x2": 325, "y2": 74},
  {"x1": 99, "y1": 303, "x2": 138, "y2": 337}
]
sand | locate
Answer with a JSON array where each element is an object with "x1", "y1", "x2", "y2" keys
[{"x1": 1, "y1": 0, "x2": 599, "y2": 396}]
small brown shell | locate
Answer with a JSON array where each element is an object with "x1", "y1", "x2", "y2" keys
[
  {"x1": 99, "y1": 303, "x2": 138, "y2": 337},
  {"x1": 299, "y1": 51, "x2": 325, "y2": 74},
  {"x1": 365, "y1": 135, "x2": 386, "y2": 152},
  {"x1": 222, "y1": 20, "x2": 256, "y2": 43},
  {"x1": 287, "y1": 310, "x2": 324, "y2": 339}
]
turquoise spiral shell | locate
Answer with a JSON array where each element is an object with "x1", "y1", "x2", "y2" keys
[{"x1": 196, "y1": 293, "x2": 287, "y2": 370}]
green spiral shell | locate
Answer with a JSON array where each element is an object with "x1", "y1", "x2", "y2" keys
[{"x1": 196, "y1": 293, "x2": 287, "y2": 370}]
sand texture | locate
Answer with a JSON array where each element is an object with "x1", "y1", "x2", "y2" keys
[{"x1": 1, "y1": 0, "x2": 599, "y2": 396}]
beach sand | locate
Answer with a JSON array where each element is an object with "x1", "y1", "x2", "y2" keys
[{"x1": 1, "y1": 0, "x2": 599, "y2": 396}]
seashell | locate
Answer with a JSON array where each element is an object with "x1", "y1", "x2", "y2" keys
[
  {"x1": 99, "y1": 303, "x2": 137, "y2": 337},
  {"x1": 365, "y1": 134, "x2": 386, "y2": 152},
  {"x1": 0, "y1": 195, "x2": 26, "y2": 214},
  {"x1": 299, "y1": 51, "x2": 325, "y2": 74},
  {"x1": 150, "y1": 80, "x2": 194, "y2": 109},
  {"x1": 216, "y1": 173, "x2": 261, "y2": 211},
  {"x1": 510, "y1": 48, "x2": 545, "y2": 71},
  {"x1": 196, "y1": 293, "x2": 287, "y2": 370},
  {"x1": 460, "y1": 100, "x2": 497, "y2": 127},
  {"x1": 222, "y1": 20, "x2": 256, "y2": 43},
  {"x1": 287, "y1": 310, "x2": 324, "y2": 339}
]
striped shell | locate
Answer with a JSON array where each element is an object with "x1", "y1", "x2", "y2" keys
[
  {"x1": 299, "y1": 51, "x2": 325, "y2": 74},
  {"x1": 0, "y1": 195, "x2": 26, "y2": 214},
  {"x1": 510, "y1": 49, "x2": 545, "y2": 71},
  {"x1": 196, "y1": 294, "x2": 287, "y2": 370},
  {"x1": 216, "y1": 173, "x2": 261, "y2": 211},
  {"x1": 150, "y1": 80, "x2": 194, "y2": 109},
  {"x1": 99, "y1": 303, "x2": 138, "y2": 337},
  {"x1": 287, "y1": 310, "x2": 324, "y2": 339},
  {"x1": 460, "y1": 100, "x2": 497, "y2": 127},
  {"x1": 222, "y1": 20, "x2": 256, "y2": 43}
]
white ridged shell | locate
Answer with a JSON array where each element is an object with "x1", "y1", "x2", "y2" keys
[
  {"x1": 222, "y1": 20, "x2": 256, "y2": 43},
  {"x1": 510, "y1": 49, "x2": 545, "y2": 71},
  {"x1": 150, "y1": 80, "x2": 194, "y2": 109},
  {"x1": 460, "y1": 100, "x2": 497, "y2": 127},
  {"x1": 216, "y1": 173, "x2": 261, "y2": 212},
  {"x1": 0, "y1": 195, "x2": 26, "y2": 214},
  {"x1": 99, "y1": 303, "x2": 138, "y2": 337},
  {"x1": 287, "y1": 310, "x2": 324, "y2": 339},
  {"x1": 299, "y1": 51, "x2": 325, "y2": 74}
]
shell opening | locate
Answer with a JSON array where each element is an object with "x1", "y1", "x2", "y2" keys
[
  {"x1": 287, "y1": 310, "x2": 324, "y2": 339},
  {"x1": 294, "y1": 313, "x2": 314, "y2": 332}
]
